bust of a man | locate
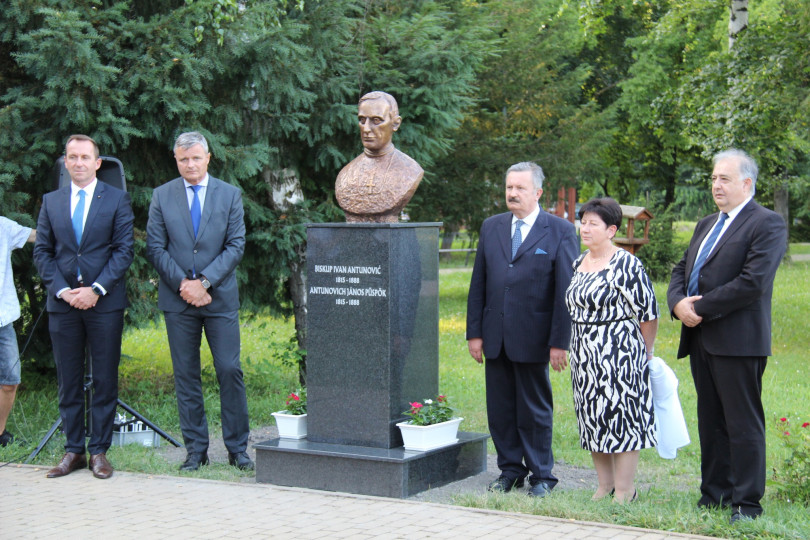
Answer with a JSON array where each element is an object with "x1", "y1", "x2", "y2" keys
[{"x1": 335, "y1": 91, "x2": 424, "y2": 223}]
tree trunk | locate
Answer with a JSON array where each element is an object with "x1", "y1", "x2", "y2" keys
[
  {"x1": 439, "y1": 229, "x2": 457, "y2": 262},
  {"x1": 286, "y1": 250, "x2": 308, "y2": 385},
  {"x1": 728, "y1": 0, "x2": 749, "y2": 50},
  {"x1": 263, "y1": 166, "x2": 308, "y2": 383}
]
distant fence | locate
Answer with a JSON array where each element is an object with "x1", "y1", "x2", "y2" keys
[{"x1": 438, "y1": 248, "x2": 477, "y2": 266}]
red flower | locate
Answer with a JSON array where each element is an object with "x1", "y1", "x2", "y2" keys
[
  {"x1": 288, "y1": 393, "x2": 300, "y2": 401},
  {"x1": 803, "y1": 422, "x2": 810, "y2": 428},
  {"x1": 438, "y1": 395, "x2": 447, "y2": 403},
  {"x1": 410, "y1": 402, "x2": 423, "y2": 409},
  {"x1": 780, "y1": 417, "x2": 787, "y2": 422},
  {"x1": 785, "y1": 431, "x2": 791, "y2": 436}
]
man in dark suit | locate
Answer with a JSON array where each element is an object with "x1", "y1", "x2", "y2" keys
[
  {"x1": 668, "y1": 149, "x2": 786, "y2": 523},
  {"x1": 467, "y1": 161, "x2": 578, "y2": 497},
  {"x1": 146, "y1": 131, "x2": 252, "y2": 471},
  {"x1": 34, "y1": 134, "x2": 134, "y2": 479}
]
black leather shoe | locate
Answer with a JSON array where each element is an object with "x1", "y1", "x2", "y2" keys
[
  {"x1": 730, "y1": 508, "x2": 757, "y2": 524},
  {"x1": 527, "y1": 481, "x2": 552, "y2": 498},
  {"x1": 697, "y1": 495, "x2": 731, "y2": 509},
  {"x1": 487, "y1": 475, "x2": 525, "y2": 493},
  {"x1": 179, "y1": 452, "x2": 209, "y2": 471},
  {"x1": 0, "y1": 429, "x2": 13, "y2": 447},
  {"x1": 228, "y1": 451, "x2": 255, "y2": 471}
]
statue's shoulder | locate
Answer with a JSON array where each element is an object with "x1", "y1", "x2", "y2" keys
[
  {"x1": 394, "y1": 148, "x2": 422, "y2": 171},
  {"x1": 391, "y1": 148, "x2": 425, "y2": 181},
  {"x1": 337, "y1": 153, "x2": 367, "y2": 178}
]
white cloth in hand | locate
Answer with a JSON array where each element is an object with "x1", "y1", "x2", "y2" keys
[{"x1": 649, "y1": 356, "x2": 690, "y2": 459}]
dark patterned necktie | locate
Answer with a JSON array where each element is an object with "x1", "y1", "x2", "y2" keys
[
  {"x1": 511, "y1": 219, "x2": 524, "y2": 260},
  {"x1": 687, "y1": 213, "x2": 728, "y2": 296}
]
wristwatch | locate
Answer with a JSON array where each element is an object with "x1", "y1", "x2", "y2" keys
[
  {"x1": 199, "y1": 276, "x2": 211, "y2": 290},
  {"x1": 91, "y1": 284, "x2": 104, "y2": 296}
]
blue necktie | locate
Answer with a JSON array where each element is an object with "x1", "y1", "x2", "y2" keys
[
  {"x1": 687, "y1": 213, "x2": 728, "y2": 296},
  {"x1": 72, "y1": 189, "x2": 86, "y2": 280},
  {"x1": 511, "y1": 219, "x2": 524, "y2": 260},
  {"x1": 190, "y1": 185, "x2": 202, "y2": 238},
  {"x1": 72, "y1": 189, "x2": 86, "y2": 245}
]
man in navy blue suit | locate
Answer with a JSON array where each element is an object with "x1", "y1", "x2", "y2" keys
[
  {"x1": 34, "y1": 134, "x2": 134, "y2": 479},
  {"x1": 467, "y1": 161, "x2": 578, "y2": 497}
]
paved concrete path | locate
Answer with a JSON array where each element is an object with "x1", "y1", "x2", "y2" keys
[{"x1": 1, "y1": 464, "x2": 714, "y2": 540}]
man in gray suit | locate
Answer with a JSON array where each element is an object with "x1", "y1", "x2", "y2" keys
[{"x1": 146, "y1": 131, "x2": 253, "y2": 471}]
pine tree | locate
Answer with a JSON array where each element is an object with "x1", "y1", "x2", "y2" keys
[{"x1": 0, "y1": 0, "x2": 494, "y2": 369}]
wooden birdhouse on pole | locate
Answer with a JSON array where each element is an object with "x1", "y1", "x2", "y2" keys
[{"x1": 614, "y1": 205, "x2": 654, "y2": 255}]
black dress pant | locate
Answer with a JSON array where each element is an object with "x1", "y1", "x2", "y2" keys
[
  {"x1": 485, "y1": 349, "x2": 557, "y2": 487},
  {"x1": 50, "y1": 308, "x2": 123, "y2": 455},
  {"x1": 689, "y1": 327, "x2": 767, "y2": 516}
]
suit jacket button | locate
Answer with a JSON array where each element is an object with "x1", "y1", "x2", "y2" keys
[
  {"x1": 193, "y1": 249, "x2": 198, "y2": 253},
  {"x1": 508, "y1": 263, "x2": 514, "y2": 268}
]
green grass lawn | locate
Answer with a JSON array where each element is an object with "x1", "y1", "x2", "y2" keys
[
  {"x1": 3, "y1": 251, "x2": 808, "y2": 539},
  {"x1": 440, "y1": 259, "x2": 810, "y2": 539},
  {"x1": 790, "y1": 242, "x2": 810, "y2": 255}
]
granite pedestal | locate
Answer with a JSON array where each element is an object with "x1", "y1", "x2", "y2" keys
[
  {"x1": 255, "y1": 223, "x2": 488, "y2": 497},
  {"x1": 255, "y1": 432, "x2": 489, "y2": 498}
]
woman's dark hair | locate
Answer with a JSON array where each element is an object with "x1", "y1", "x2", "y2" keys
[{"x1": 579, "y1": 197, "x2": 622, "y2": 228}]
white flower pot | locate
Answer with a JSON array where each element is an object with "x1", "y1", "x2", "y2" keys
[
  {"x1": 396, "y1": 417, "x2": 463, "y2": 451},
  {"x1": 272, "y1": 411, "x2": 308, "y2": 439}
]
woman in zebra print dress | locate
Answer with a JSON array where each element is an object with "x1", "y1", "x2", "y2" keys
[{"x1": 565, "y1": 198, "x2": 659, "y2": 503}]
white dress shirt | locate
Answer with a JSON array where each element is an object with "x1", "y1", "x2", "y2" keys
[
  {"x1": 184, "y1": 174, "x2": 209, "y2": 213},
  {"x1": 695, "y1": 196, "x2": 753, "y2": 257}
]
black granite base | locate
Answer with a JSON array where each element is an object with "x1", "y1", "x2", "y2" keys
[{"x1": 254, "y1": 432, "x2": 489, "y2": 498}]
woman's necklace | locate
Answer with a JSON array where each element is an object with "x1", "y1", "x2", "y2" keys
[{"x1": 588, "y1": 246, "x2": 613, "y2": 262}]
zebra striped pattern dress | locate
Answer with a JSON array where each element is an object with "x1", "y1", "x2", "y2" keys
[{"x1": 565, "y1": 248, "x2": 658, "y2": 453}]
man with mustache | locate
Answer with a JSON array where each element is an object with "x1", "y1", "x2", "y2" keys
[{"x1": 466, "y1": 161, "x2": 578, "y2": 497}]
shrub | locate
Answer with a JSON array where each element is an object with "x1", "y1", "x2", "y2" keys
[
  {"x1": 769, "y1": 416, "x2": 810, "y2": 504},
  {"x1": 634, "y1": 206, "x2": 686, "y2": 281}
]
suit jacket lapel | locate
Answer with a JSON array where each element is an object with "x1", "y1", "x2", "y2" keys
[
  {"x1": 498, "y1": 213, "x2": 512, "y2": 261},
  {"x1": 685, "y1": 216, "x2": 715, "y2": 275},
  {"x1": 196, "y1": 177, "x2": 218, "y2": 240},
  {"x1": 703, "y1": 201, "x2": 756, "y2": 266},
  {"x1": 170, "y1": 178, "x2": 196, "y2": 241},
  {"x1": 55, "y1": 187, "x2": 76, "y2": 248},
  {"x1": 81, "y1": 182, "x2": 106, "y2": 247}
]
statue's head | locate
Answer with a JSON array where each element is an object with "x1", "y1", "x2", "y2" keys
[{"x1": 358, "y1": 91, "x2": 402, "y2": 155}]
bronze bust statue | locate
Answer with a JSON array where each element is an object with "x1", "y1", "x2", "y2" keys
[{"x1": 335, "y1": 91, "x2": 424, "y2": 223}]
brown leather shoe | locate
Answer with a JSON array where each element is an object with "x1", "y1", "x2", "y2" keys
[
  {"x1": 89, "y1": 453, "x2": 114, "y2": 479},
  {"x1": 46, "y1": 452, "x2": 87, "y2": 478}
]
